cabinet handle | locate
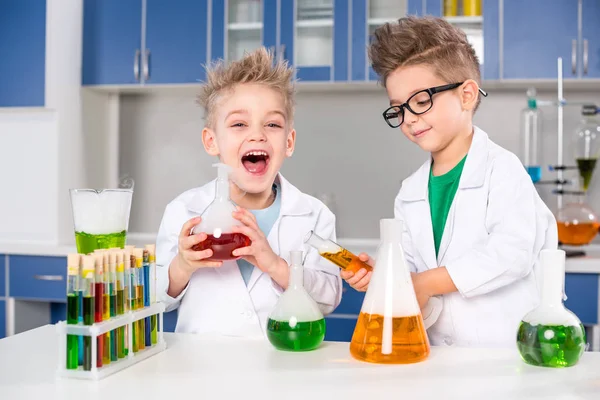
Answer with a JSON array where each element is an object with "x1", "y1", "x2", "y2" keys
[
  {"x1": 584, "y1": 39, "x2": 589, "y2": 75},
  {"x1": 143, "y1": 49, "x2": 150, "y2": 81},
  {"x1": 572, "y1": 39, "x2": 577, "y2": 75},
  {"x1": 134, "y1": 49, "x2": 141, "y2": 81},
  {"x1": 33, "y1": 274, "x2": 64, "y2": 281}
]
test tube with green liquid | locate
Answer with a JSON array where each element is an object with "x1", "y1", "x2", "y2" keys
[
  {"x1": 81, "y1": 255, "x2": 95, "y2": 371},
  {"x1": 134, "y1": 248, "x2": 146, "y2": 351},
  {"x1": 66, "y1": 254, "x2": 80, "y2": 370},
  {"x1": 115, "y1": 251, "x2": 126, "y2": 359},
  {"x1": 145, "y1": 244, "x2": 158, "y2": 345},
  {"x1": 109, "y1": 252, "x2": 118, "y2": 362},
  {"x1": 102, "y1": 252, "x2": 111, "y2": 365}
]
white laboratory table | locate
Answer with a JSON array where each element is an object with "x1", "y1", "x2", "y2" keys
[{"x1": 1, "y1": 325, "x2": 600, "y2": 400}]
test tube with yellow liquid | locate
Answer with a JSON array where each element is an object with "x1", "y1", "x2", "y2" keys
[
  {"x1": 101, "y1": 252, "x2": 111, "y2": 365},
  {"x1": 128, "y1": 251, "x2": 138, "y2": 353},
  {"x1": 349, "y1": 219, "x2": 430, "y2": 364},
  {"x1": 115, "y1": 251, "x2": 127, "y2": 359},
  {"x1": 304, "y1": 231, "x2": 372, "y2": 274},
  {"x1": 145, "y1": 244, "x2": 158, "y2": 345},
  {"x1": 134, "y1": 248, "x2": 146, "y2": 351}
]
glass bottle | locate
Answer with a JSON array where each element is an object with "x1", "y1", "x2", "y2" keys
[
  {"x1": 349, "y1": 219, "x2": 430, "y2": 364},
  {"x1": 556, "y1": 192, "x2": 599, "y2": 246},
  {"x1": 517, "y1": 249, "x2": 587, "y2": 368},
  {"x1": 573, "y1": 104, "x2": 600, "y2": 192},
  {"x1": 304, "y1": 230, "x2": 373, "y2": 274},
  {"x1": 520, "y1": 88, "x2": 543, "y2": 183},
  {"x1": 266, "y1": 251, "x2": 326, "y2": 351}
]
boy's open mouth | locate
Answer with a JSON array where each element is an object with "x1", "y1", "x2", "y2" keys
[{"x1": 241, "y1": 150, "x2": 270, "y2": 175}]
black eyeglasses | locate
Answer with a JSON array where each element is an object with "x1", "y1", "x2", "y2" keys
[{"x1": 382, "y1": 82, "x2": 488, "y2": 128}]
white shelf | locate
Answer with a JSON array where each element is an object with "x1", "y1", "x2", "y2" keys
[
  {"x1": 297, "y1": 19, "x2": 333, "y2": 29},
  {"x1": 368, "y1": 18, "x2": 396, "y2": 26},
  {"x1": 444, "y1": 16, "x2": 483, "y2": 25},
  {"x1": 228, "y1": 22, "x2": 262, "y2": 31}
]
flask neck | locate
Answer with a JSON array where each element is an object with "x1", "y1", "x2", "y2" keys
[
  {"x1": 215, "y1": 177, "x2": 229, "y2": 201},
  {"x1": 540, "y1": 255, "x2": 565, "y2": 307},
  {"x1": 289, "y1": 263, "x2": 303, "y2": 290},
  {"x1": 380, "y1": 219, "x2": 403, "y2": 243}
]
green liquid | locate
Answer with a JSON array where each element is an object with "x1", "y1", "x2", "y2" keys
[
  {"x1": 151, "y1": 315, "x2": 158, "y2": 345},
  {"x1": 116, "y1": 289, "x2": 124, "y2": 315},
  {"x1": 266, "y1": 318, "x2": 326, "y2": 351},
  {"x1": 117, "y1": 326, "x2": 126, "y2": 359},
  {"x1": 82, "y1": 296, "x2": 94, "y2": 371},
  {"x1": 74, "y1": 230, "x2": 126, "y2": 254},
  {"x1": 577, "y1": 158, "x2": 597, "y2": 191},
  {"x1": 66, "y1": 293, "x2": 79, "y2": 370},
  {"x1": 517, "y1": 321, "x2": 586, "y2": 368}
]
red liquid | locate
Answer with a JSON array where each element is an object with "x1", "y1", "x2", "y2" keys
[
  {"x1": 95, "y1": 283, "x2": 104, "y2": 368},
  {"x1": 192, "y1": 233, "x2": 251, "y2": 261}
]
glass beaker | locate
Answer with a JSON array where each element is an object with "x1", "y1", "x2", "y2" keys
[
  {"x1": 70, "y1": 188, "x2": 133, "y2": 254},
  {"x1": 304, "y1": 230, "x2": 373, "y2": 274},
  {"x1": 517, "y1": 249, "x2": 586, "y2": 368},
  {"x1": 349, "y1": 219, "x2": 430, "y2": 364},
  {"x1": 573, "y1": 104, "x2": 600, "y2": 192},
  {"x1": 556, "y1": 193, "x2": 599, "y2": 246},
  {"x1": 520, "y1": 88, "x2": 543, "y2": 183},
  {"x1": 266, "y1": 251, "x2": 326, "y2": 351},
  {"x1": 191, "y1": 163, "x2": 251, "y2": 261}
]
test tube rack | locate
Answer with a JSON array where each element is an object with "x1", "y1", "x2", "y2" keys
[{"x1": 56, "y1": 302, "x2": 166, "y2": 380}]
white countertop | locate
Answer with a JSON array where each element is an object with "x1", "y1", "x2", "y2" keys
[{"x1": 1, "y1": 325, "x2": 599, "y2": 399}]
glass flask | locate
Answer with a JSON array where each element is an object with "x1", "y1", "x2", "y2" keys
[
  {"x1": 69, "y1": 187, "x2": 133, "y2": 254},
  {"x1": 191, "y1": 163, "x2": 251, "y2": 261},
  {"x1": 266, "y1": 251, "x2": 326, "y2": 351},
  {"x1": 304, "y1": 230, "x2": 373, "y2": 274},
  {"x1": 573, "y1": 104, "x2": 600, "y2": 192},
  {"x1": 350, "y1": 219, "x2": 430, "y2": 364},
  {"x1": 517, "y1": 249, "x2": 587, "y2": 368},
  {"x1": 520, "y1": 88, "x2": 543, "y2": 183},
  {"x1": 556, "y1": 193, "x2": 599, "y2": 246}
]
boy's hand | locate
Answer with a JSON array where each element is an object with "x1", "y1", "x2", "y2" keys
[
  {"x1": 412, "y1": 272, "x2": 431, "y2": 310},
  {"x1": 174, "y1": 216, "x2": 223, "y2": 276},
  {"x1": 341, "y1": 253, "x2": 374, "y2": 292},
  {"x1": 231, "y1": 207, "x2": 282, "y2": 274}
]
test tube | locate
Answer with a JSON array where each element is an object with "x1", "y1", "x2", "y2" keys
[
  {"x1": 124, "y1": 249, "x2": 134, "y2": 355},
  {"x1": 116, "y1": 251, "x2": 126, "y2": 359},
  {"x1": 66, "y1": 254, "x2": 80, "y2": 370},
  {"x1": 109, "y1": 251, "x2": 118, "y2": 362},
  {"x1": 81, "y1": 255, "x2": 95, "y2": 371},
  {"x1": 304, "y1": 230, "x2": 373, "y2": 274},
  {"x1": 128, "y1": 251, "x2": 138, "y2": 353},
  {"x1": 94, "y1": 253, "x2": 104, "y2": 368},
  {"x1": 134, "y1": 248, "x2": 146, "y2": 351},
  {"x1": 145, "y1": 244, "x2": 158, "y2": 345},
  {"x1": 143, "y1": 249, "x2": 151, "y2": 347},
  {"x1": 102, "y1": 252, "x2": 111, "y2": 365}
]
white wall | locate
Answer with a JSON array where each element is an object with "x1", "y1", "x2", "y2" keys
[{"x1": 117, "y1": 86, "x2": 600, "y2": 238}]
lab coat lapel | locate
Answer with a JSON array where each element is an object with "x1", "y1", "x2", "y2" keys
[
  {"x1": 246, "y1": 174, "x2": 311, "y2": 292},
  {"x1": 437, "y1": 127, "x2": 489, "y2": 265}
]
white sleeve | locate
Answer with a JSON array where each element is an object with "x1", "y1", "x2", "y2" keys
[
  {"x1": 394, "y1": 192, "x2": 418, "y2": 273},
  {"x1": 156, "y1": 201, "x2": 189, "y2": 312},
  {"x1": 272, "y1": 207, "x2": 342, "y2": 316},
  {"x1": 444, "y1": 156, "x2": 556, "y2": 298}
]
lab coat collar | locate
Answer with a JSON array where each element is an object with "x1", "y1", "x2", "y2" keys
[
  {"x1": 185, "y1": 172, "x2": 312, "y2": 216},
  {"x1": 399, "y1": 126, "x2": 489, "y2": 201}
]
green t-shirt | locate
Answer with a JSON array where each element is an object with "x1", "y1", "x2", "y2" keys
[{"x1": 428, "y1": 156, "x2": 467, "y2": 257}]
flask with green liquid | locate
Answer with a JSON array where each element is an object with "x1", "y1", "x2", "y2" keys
[
  {"x1": 517, "y1": 249, "x2": 587, "y2": 368},
  {"x1": 266, "y1": 251, "x2": 326, "y2": 351}
]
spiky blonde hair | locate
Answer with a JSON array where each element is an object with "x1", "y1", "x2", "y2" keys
[{"x1": 197, "y1": 47, "x2": 296, "y2": 128}]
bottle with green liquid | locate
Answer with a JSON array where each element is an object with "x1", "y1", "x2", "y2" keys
[
  {"x1": 517, "y1": 249, "x2": 587, "y2": 368},
  {"x1": 266, "y1": 251, "x2": 326, "y2": 351}
]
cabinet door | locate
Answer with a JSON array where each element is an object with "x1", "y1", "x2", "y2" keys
[
  {"x1": 503, "y1": 0, "x2": 578, "y2": 79},
  {"x1": 211, "y1": 0, "x2": 277, "y2": 63},
  {"x1": 581, "y1": 0, "x2": 600, "y2": 78},
  {"x1": 280, "y1": 0, "x2": 349, "y2": 82},
  {"x1": 0, "y1": 0, "x2": 46, "y2": 107},
  {"x1": 482, "y1": 0, "x2": 500, "y2": 80},
  {"x1": 0, "y1": 300, "x2": 5, "y2": 339},
  {"x1": 82, "y1": 0, "x2": 143, "y2": 85},
  {"x1": 145, "y1": 0, "x2": 208, "y2": 84},
  {"x1": 0, "y1": 255, "x2": 5, "y2": 297}
]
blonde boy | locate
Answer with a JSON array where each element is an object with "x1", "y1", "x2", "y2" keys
[
  {"x1": 156, "y1": 48, "x2": 342, "y2": 337},
  {"x1": 343, "y1": 17, "x2": 557, "y2": 347}
]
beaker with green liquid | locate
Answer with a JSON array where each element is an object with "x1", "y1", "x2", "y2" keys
[
  {"x1": 573, "y1": 104, "x2": 600, "y2": 191},
  {"x1": 266, "y1": 251, "x2": 326, "y2": 351},
  {"x1": 517, "y1": 249, "x2": 587, "y2": 368},
  {"x1": 69, "y1": 187, "x2": 133, "y2": 254}
]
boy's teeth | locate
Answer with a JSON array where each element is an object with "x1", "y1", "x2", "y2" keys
[{"x1": 246, "y1": 151, "x2": 267, "y2": 156}]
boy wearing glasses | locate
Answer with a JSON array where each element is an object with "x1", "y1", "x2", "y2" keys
[{"x1": 343, "y1": 16, "x2": 557, "y2": 347}]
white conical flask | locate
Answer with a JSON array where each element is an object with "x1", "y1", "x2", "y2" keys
[
  {"x1": 517, "y1": 249, "x2": 587, "y2": 368},
  {"x1": 190, "y1": 163, "x2": 251, "y2": 261},
  {"x1": 266, "y1": 251, "x2": 326, "y2": 351},
  {"x1": 350, "y1": 218, "x2": 430, "y2": 364}
]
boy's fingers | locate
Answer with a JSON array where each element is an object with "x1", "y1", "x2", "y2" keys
[
  {"x1": 232, "y1": 211, "x2": 259, "y2": 231},
  {"x1": 185, "y1": 248, "x2": 213, "y2": 261},
  {"x1": 232, "y1": 246, "x2": 253, "y2": 257},
  {"x1": 180, "y1": 216, "x2": 202, "y2": 239},
  {"x1": 340, "y1": 270, "x2": 354, "y2": 280},
  {"x1": 346, "y1": 268, "x2": 367, "y2": 286},
  {"x1": 181, "y1": 233, "x2": 207, "y2": 250},
  {"x1": 231, "y1": 224, "x2": 258, "y2": 241},
  {"x1": 354, "y1": 271, "x2": 372, "y2": 291},
  {"x1": 190, "y1": 260, "x2": 222, "y2": 268},
  {"x1": 358, "y1": 252, "x2": 374, "y2": 267}
]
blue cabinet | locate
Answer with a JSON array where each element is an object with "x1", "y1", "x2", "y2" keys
[
  {"x1": 325, "y1": 316, "x2": 357, "y2": 342},
  {"x1": 565, "y1": 273, "x2": 599, "y2": 326},
  {"x1": 503, "y1": 0, "x2": 578, "y2": 79},
  {"x1": 162, "y1": 309, "x2": 178, "y2": 333},
  {"x1": 581, "y1": 0, "x2": 600, "y2": 78},
  {"x1": 0, "y1": 300, "x2": 5, "y2": 339},
  {"x1": 9, "y1": 255, "x2": 67, "y2": 302},
  {"x1": 0, "y1": 255, "x2": 5, "y2": 297},
  {"x1": 0, "y1": 0, "x2": 46, "y2": 107},
  {"x1": 82, "y1": 0, "x2": 142, "y2": 85}
]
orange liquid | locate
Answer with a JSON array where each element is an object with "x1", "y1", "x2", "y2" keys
[
  {"x1": 558, "y1": 222, "x2": 599, "y2": 245},
  {"x1": 321, "y1": 249, "x2": 372, "y2": 274},
  {"x1": 350, "y1": 313, "x2": 430, "y2": 364},
  {"x1": 191, "y1": 233, "x2": 251, "y2": 261}
]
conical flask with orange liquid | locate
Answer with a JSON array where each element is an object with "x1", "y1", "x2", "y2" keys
[
  {"x1": 349, "y1": 218, "x2": 431, "y2": 364},
  {"x1": 191, "y1": 163, "x2": 251, "y2": 260}
]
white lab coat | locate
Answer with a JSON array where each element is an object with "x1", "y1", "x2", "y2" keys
[
  {"x1": 156, "y1": 173, "x2": 342, "y2": 338},
  {"x1": 395, "y1": 126, "x2": 558, "y2": 348}
]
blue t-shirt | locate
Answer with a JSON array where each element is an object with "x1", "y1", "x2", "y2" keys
[{"x1": 237, "y1": 184, "x2": 281, "y2": 286}]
